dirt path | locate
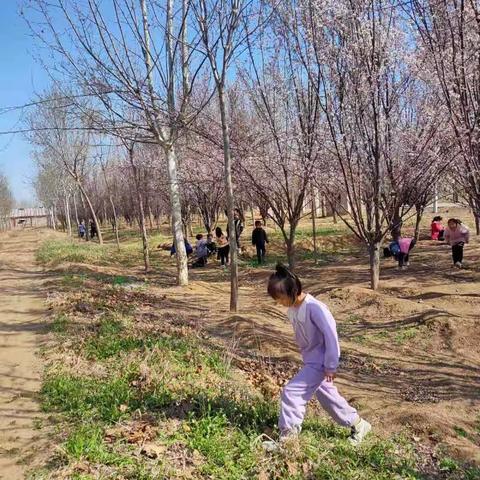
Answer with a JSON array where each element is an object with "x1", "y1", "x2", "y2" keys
[{"x1": 0, "y1": 230, "x2": 49, "y2": 479}]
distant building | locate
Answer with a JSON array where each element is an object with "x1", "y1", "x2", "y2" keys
[{"x1": 9, "y1": 207, "x2": 50, "y2": 228}]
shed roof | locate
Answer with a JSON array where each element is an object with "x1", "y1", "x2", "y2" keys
[{"x1": 10, "y1": 207, "x2": 48, "y2": 218}]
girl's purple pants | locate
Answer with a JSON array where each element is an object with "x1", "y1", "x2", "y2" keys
[{"x1": 279, "y1": 364, "x2": 358, "y2": 434}]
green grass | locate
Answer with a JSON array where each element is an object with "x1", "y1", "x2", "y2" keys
[
  {"x1": 394, "y1": 327, "x2": 419, "y2": 344},
  {"x1": 51, "y1": 314, "x2": 69, "y2": 334},
  {"x1": 35, "y1": 235, "x2": 169, "y2": 268},
  {"x1": 35, "y1": 236, "x2": 479, "y2": 480},
  {"x1": 42, "y1": 373, "x2": 136, "y2": 423},
  {"x1": 65, "y1": 424, "x2": 130, "y2": 465}
]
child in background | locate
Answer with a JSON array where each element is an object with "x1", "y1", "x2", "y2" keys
[
  {"x1": 397, "y1": 236, "x2": 416, "y2": 269},
  {"x1": 252, "y1": 220, "x2": 269, "y2": 264},
  {"x1": 206, "y1": 233, "x2": 217, "y2": 257},
  {"x1": 383, "y1": 236, "x2": 415, "y2": 269},
  {"x1": 192, "y1": 234, "x2": 208, "y2": 268},
  {"x1": 90, "y1": 220, "x2": 98, "y2": 239},
  {"x1": 78, "y1": 221, "x2": 86, "y2": 239},
  {"x1": 170, "y1": 239, "x2": 193, "y2": 257},
  {"x1": 263, "y1": 264, "x2": 371, "y2": 451},
  {"x1": 431, "y1": 216, "x2": 444, "y2": 241},
  {"x1": 227, "y1": 209, "x2": 244, "y2": 250},
  {"x1": 445, "y1": 218, "x2": 469, "y2": 268},
  {"x1": 215, "y1": 227, "x2": 230, "y2": 268}
]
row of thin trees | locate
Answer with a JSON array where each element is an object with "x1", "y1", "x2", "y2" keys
[
  {"x1": 16, "y1": 0, "x2": 480, "y2": 310},
  {"x1": 0, "y1": 173, "x2": 14, "y2": 231}
]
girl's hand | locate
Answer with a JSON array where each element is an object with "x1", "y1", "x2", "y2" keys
[{"x1": 325, "y1": 371, "x2": 336, "y2": 382}]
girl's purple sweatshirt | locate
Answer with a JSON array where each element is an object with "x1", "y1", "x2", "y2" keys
[{"x1": 287, "y1": 294, "x2": 340, "y2": 372}]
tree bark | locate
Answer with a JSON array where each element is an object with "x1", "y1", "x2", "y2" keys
[
  {"x1": 110, "y1": 196, "x2": 121, "y2": 250},
  {"x1": 64, "y1": 191, "x2": 72, "y2": 236},
  {"x1": 311, "y1": 187, "x2": 318, "y2": 265},
  {"x1": 166, "y1": 146, "x2": 189, "y2": 285},
  {"x1": 369, "y1": 242, "x2": 380, "y2": 290},
  {"x1": 73, "y1": 192, "x2": 79, "y2": 228},
  {"x1": 140, "y1": 0, "x2": 188, "y2": 285},
  {"x1": 77, "y1": 182, "x2": 103, "y2": 244},
  {"x1": 50, "y1": 208, "x2": 56, "y2": 230},
  {"x1": 137, "y1": 193, "x2": 150, "y2": 273},
  {"x1": 218, "y1": 86, "x2": 238, "y2": 312},
  {"x1": 286, "y1": 238, "x2": 296, "y2": 270},
  {"x1": 128, "y1": 147, "x2": 150, "y2": 272},
  {"x1": 414, "y1": 206, "x2": 424, "y2": 243}
]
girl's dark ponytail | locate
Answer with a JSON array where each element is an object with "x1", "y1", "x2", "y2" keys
[{"x1": 268, "y1": 263, "x2": 302, "y2": 304}]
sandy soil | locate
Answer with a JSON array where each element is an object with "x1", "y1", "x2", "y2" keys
[
  {"x1": 0, "y1": 230, "x2": 50, "y2": 479},
  {"x1": 142, "y1": 210, "x2": 480, "y2": 464},
  {"x1": 6, "y1": 207, "x2": 479, "y2": 474}
]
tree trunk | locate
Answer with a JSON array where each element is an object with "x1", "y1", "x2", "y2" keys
[
  {"x1": 165, "y1": 146, "x2": 188, "y2": 286},
  {"x1": 77, "y1": 183, "x2": 103, "y2": 244},
  {"x1": 311, "y1": 187, "x2": 318, "y2": 265},
  {"x1": 50, "y1": 208, "x2": 56, "y2": 230},
  {"x1": 188, "y1": 216, "x2": 194, "y2": 238},
  {"x1": 474, "y1": 212, "x2": 480, "y2": 236},
  {"x1": 391, "y1": 205, "x2": 402, "y2": 238},
  {"x1": 73, "y1": 192, "x2": 79, "y2": 227},
  {"x1": 128, "y1": 147, "x2": 150, "y2": 272},
  {"x1": 64, "y1": 192, "x2": 72, "y2": 236},
  {"x1": 414, "y1": 206, "x2": 424, "y2": 243},
  {"x1": 137, "y1": 193, "x2": 150, "y2": 272},
  {"x1": 432, "y1": 182, "x2": 438, "y2": 213},
  {"x1": 286, "y1": 238, "x2": 296, "y2": 270},
  {"x1": 110, "y1": 196, "x2": 121, "y2": 251},
  {"x1": 369, "y1": 242, "x2": 381, "y2": 290},
  {"x1": 218, "y1": 87, "x2": 238, "y2": 312},
  {"x1": 148, "y1": 204, "x2": 154, "y2": 231}
]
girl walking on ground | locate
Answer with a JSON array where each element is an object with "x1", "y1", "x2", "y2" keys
[
  {"x1": 215, "y1": 226, "x2": 230, "y2": 268},
  {"x1": 263, "y1": 265, "x2": 371, "y2": 451},
  {"x1": 445, "y1": 218, "x2": 469, "y2": 268}
]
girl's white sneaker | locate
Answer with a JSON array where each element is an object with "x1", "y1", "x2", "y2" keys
[{"x1": 348, "y1": 418, "x2": 372, "y2": 446}]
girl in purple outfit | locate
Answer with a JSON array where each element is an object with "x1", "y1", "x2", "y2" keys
[{"x1": 263, "y1": 265, "x2": 371, "y2": 451}]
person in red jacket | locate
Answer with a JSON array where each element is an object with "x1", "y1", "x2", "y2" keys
[{"x1": 431, "y1": 216, "x2": 445, "y2": 241}]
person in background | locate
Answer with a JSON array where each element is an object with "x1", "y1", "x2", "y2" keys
[
  {"x1": 206, "y1": 233, "x2": 217, "y2": 257},
  {"x1": 215, "y1": 226, "x2": 230, "y2": 268},
  {"x1": 227, "y1": 209, "x2": 244, "y2": 250},
  {"x1": 397, "y1": 236, "x2": 416, "y2": 269},
  {"x1": 170, "y1": 238, "x2": 193, "y2": 257},
  {"x1": 445, "y1": 218, "x2": 469, "y2": 268},
  {"x1": 192, "y1": 233, "x2": 208, "y2": 268},
  {"x1": 90, "y1": 220, "x2": 97, "y2": 239},
  {"x1": 78, "y1": 221, "x2": 86, "y2": 239},
  {"x1": 383, "y1": 236, "x2": 415, "y2": 269},
  {"x1": 431, "y1": 216, "x2": 444, "y2": 241},
  {"x1": 252, "y1": 220, "x2": 269, "y2": 264}
]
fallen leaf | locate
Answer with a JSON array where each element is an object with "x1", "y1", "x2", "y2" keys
[{"x1": 140, "y1": 443, "x2": 166, "y2": 459}]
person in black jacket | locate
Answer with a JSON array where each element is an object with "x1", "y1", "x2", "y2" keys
[{"x1": 252, "y1": 220, "x2": 269, "y2": 264}]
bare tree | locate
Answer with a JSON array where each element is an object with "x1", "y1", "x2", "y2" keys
[
  {"x1": 281, "y1": 0, "x2": 448, "y2": 288},
  {"x1": 24, "y1": 0, "x2": 215, "y2": 285},
  {"x1": 191, "y1": 0, "x2": 259, "y2": 311},
  {"x1": 0, "y1": 173, "x2": 13, "y2": 231},
  {"x1": 238, "y1": 19, "x2": 322, "y2": 269},
  {"x1": 26, "y1": 91, "x2": 104, "y2": 243},
  {"x1": 410, "y1": 0, "x2": 480, "y2": 234},
  {"x1": 125, "y1": 141, "x2": 150, "y2": 272}
]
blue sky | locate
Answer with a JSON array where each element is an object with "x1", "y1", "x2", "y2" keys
[{"x1": 0, "y1": 2, "x2": 48, "y2": 204}]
